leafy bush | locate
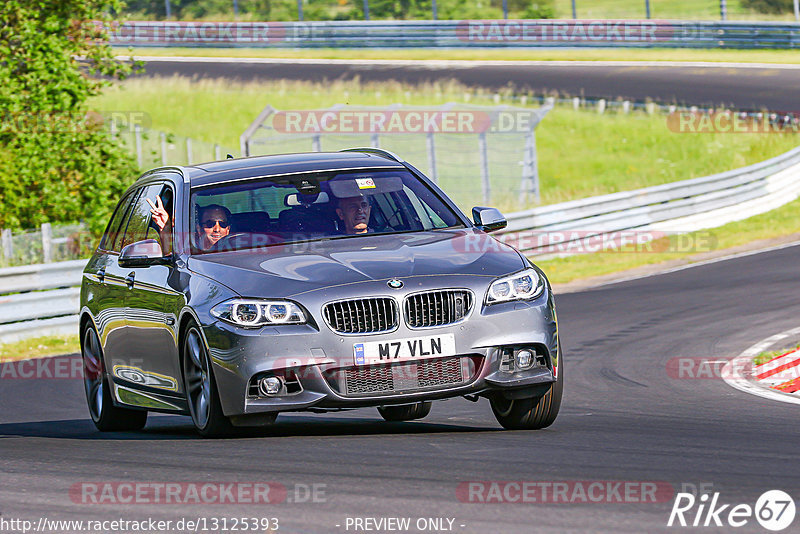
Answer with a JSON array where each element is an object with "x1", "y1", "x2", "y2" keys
[
  {"x1": 0, "y1": 0, "x2": 139, "y2": 234},
  {"x1": 742, "y1": 0, "x2": 794, "y2": 13}
]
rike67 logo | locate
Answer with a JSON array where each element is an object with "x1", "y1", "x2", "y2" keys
[{"x1": 668, "y1": 490, "x2": 795, "y2": 531}]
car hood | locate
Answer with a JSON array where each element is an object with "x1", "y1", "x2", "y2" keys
[{"x1": 187, "y1": 228, "x2": 526, "y2": 298}]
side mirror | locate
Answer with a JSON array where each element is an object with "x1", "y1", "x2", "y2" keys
[
  {"x1": 119, "y1": 239, "x2": 170, "y2": 268},
  {"x1": 472, "y1": 207, "x2": 507, "y2": 233}
]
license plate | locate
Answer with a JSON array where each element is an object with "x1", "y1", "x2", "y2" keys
[{"x1": 353, "y1": 334, "x2": 456, "y2": 365}]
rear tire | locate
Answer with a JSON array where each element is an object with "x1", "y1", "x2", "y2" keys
[
  {"x1": 183, "y1": 324, "x2": 234, "y2": 438},
  {"x1": 490, "y1": 360, "x2": 563, "y2": 430},
  {"x1": 378, "y1": 401, "x2": 432, "y2": 422},
  {"x1": 81, "y1": 325, "x2": 147, "y2": 432}
]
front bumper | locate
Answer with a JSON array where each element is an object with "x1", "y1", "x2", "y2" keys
[{"x1": 203, "y1": 286, "x2": 559, "y2": 417}]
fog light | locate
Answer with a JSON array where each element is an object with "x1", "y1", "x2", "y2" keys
[
  {"x1": 258, "y1": 376, "x2": 283, "y2": 396},
  {"x1": 516, "y1": 349, "x2": 534, "y2": 370}
]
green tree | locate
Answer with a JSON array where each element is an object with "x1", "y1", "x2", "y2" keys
[{"x1": 0, "y1": 0, "x2": 139, "y2": 233}]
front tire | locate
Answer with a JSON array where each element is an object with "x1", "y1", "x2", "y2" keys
[
  {"x1": 183, "y1": 324, "x2": 234, "y2": 438},
  {"x1": 81, "y1": 325, "x2": 147, "y2": 432},
  {"x1": 490, "y1": 361, "x2": 563, "y2": 430},
  {"x1": 378, "y1": 401, "x2": 432, "y2": 422}
]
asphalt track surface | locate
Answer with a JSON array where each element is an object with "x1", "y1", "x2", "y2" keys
[
  {"x1": 2, "y1": 243, "x2": 800, "y2": 532},
  {"x1": 138, "y1": 57, "x2": 800, "y2": 111}
]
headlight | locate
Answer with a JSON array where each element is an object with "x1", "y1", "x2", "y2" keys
[
  {"x1": 486, "y1": 269, "x2": 544, "y2": 304},
  {"x1": 211, "y1": 299, "x2": 307, "y2": 327}
]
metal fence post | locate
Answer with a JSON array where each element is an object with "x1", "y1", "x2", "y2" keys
[
  {"x1": 432, "y1": 0, "x2": 437, "y2": 20},
  {"x1": 370, "y1": 133, "x2": 380, "y2": 148},
  {"x1": 186, "y1": 138, "x2": 193, "y2": 165},
  {"x1": 1, "y1": 229, "x2": 12, "y2": 260},
  {"x1": 623, "y1": 101, "x2": 631, "y2": 114},
  {"x1": 502, "y1": 0, "x2": 508, "y2": 19},
  {"x1": 426, "y1": 132, "x2": 438, "y2": 184},
  {"x1": 160, "y1": 132, "x2": 167, "y2": 165},
  {"x1": 720, "y1": 0, "x2": 727, "y2": 21},
  {"x1": 598, "y1": 99, "x2": 607, "y2": 114},
  {"x1": 363, "y1": 0, "x2": 369, "y2": 20},
  {"x1": 521, "y1": 130, "x2": 540, "y2": 205},
  {"x1": 135, "y1": 125, "x2": 143, "y2": 168},
  {"x1": 215, "y1": 144, "x2": 222, "y2": 161},
  {"x1": 795, "y1": 0, "x2": 799, "y2": 22},
  {"x1": 297, "y1": 0, "x2": 303, "y2": 21},
  {"x1": 312, "y1": 134, "x2": 321, "y2": 152},
  {"x1": 478, "y1": 133, "x2": 490, "y2": 205},
  {"x1": 571, "y1": 0, "x2": 577, "y2": 19},
  {"x1": 645, "y1": 0, "x2": 651, "y2": 19},
  {"x1": 41, "y1": 223, "x2": 53, "y2": 263}
]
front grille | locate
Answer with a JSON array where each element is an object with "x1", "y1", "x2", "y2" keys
[
  {"x1": 328, "y1": 356, "x2": 480, "y2": 396},
  {"x1": 323, "y1": 297, "x2": 398, "y2": 334},
  {"x1": 405, "y1": 290, "x2": 473, "y2": 328}
]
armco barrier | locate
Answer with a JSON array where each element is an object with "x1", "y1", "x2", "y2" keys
[
  {"x1": 496, "y1": 146, "x2": 800, "y2": 254},
  {"x1": 2, "y1": 144, "x2": 800, "y2": 342},
  {"x1": 0, "y1": 261, "x2": 85, "y2": 344},
  {"x1": 107, "y1": 20, "x2": 800, "y2": 49}
]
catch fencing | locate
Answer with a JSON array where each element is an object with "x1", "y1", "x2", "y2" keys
[
  {"x1": 240, "y1": 103, "x2": 553, "y2": 208},
  {"x1": 108, "y1": 20, "x2": 800, "y2": 49}
]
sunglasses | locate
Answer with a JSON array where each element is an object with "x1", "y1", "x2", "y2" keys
[{"x1": 201, "y1": 219, "x2": 230, "y2": 229}]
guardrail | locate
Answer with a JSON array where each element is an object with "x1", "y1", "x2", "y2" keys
[
  {"x1": 0, "y1": 261, "x2": 85, "y2": 344},
  {"x1": 108, "y1": 20, "x2": 800, "y2": 49},
  {"x1": 496, "y1": 145, "x2": 800, "y2": 255},
  {"x1": 3, "y1": 144, "x2": 800, "y2": 343}
]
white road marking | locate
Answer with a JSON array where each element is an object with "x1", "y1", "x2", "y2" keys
[{"x1": 124, "y1": 56, "x2": 800, "y2": 70}]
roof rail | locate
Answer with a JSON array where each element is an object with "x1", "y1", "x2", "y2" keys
[
  {"x1": 137, "y1": 166, "x2": 190, "y2": 184},
  {"x1": 339, "y1": 147, "x2": 403, "y2": 163}
]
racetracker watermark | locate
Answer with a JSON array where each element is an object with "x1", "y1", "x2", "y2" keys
[
  {"x1": 0, "y1": 111, "x2": 151, "y2": 135},
  {"x1": 0, "y1": 356, "x2": 83, "y2": 380},
  {"x1": 667, "y1": 111, "x2": 800, "y2": 134},
  {"x1": 470, "y1": 230, "x2": 718, "y2": 255},
  {"x1": 272, "y1": 109, "x2": 539, "y2": 134},
  {"x1": 456, "y1": 20, "x2": 671, "y2": 43},
  {"x1": 666, "y1": 357, "x2": 755, "y2": 380},
  {"x1": 107, "y1": 21, "x2": 287, "y2": 44},
  {"x1": 69, "y1": 482, "x2": 291, "y2": 505},
  {"x1": 456, "y1": 481, "x2": 674, "y2": 504}
]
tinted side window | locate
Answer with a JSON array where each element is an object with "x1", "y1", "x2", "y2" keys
[
  {"x1": 100, "y1": 191, "x2": 138, "y2": 252},
  {"x1": 144, "y1": 184, "x2": 174, "y2": 254},
  {"x1": 121, "y1": 184, "x2": 163, "y2": 249}
]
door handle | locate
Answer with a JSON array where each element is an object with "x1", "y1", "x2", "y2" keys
[
  {"x1": 125, "y1": 272, "x2": 135, "y2": 288},
  {"x1": 96, "y1": 268, "x2": 105, "y2": 282}
]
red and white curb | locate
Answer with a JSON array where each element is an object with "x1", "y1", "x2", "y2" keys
[{"x1": 723, "y1": 326, "x2": 800, "y2": 405}]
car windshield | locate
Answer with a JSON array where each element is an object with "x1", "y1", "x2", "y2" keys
[{"x1": 190, "y1": 169, "x2": 464, "y2": 254}]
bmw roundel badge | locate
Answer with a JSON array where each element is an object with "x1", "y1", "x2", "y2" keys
[{"x1": 387, "y1": 279, "x2": 404, "y2": 289}]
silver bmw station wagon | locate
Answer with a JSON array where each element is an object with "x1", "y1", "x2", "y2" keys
[{"x1": 79, "y1": 148, "x2": 562, "y2": 437}]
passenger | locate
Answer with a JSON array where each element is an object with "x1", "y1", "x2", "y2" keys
[
  {"x1": 149, "y1": 201, "x2": 231, "y2": 250},
  {"x1": 336, "y1": 196, "x2": 372, "y2": 235}
]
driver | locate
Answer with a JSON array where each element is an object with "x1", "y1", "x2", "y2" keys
[{"x1": 336, "y1": 195, "x2": 372, "y2": 235}]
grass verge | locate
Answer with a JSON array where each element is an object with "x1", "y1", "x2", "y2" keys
[
  {"x1": 540, "y1": 195, "x2": 800, "y2": 285},
  {"x1": 125, "y1": 47, "x2": 800, "y2": 65},
  {"x1": 0, "y1": 335, "x2": 80, "y2": 363},
  {"x1": 90, "y1": 76, "x2": 800, "y2": 211},
  {"x1": 754, "y1": 345, "x2": 800, "y2": 366}
]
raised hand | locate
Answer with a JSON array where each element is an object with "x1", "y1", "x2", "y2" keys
[{"x1": 147, "y1": 196, "x2": 169, "y2": 231}]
